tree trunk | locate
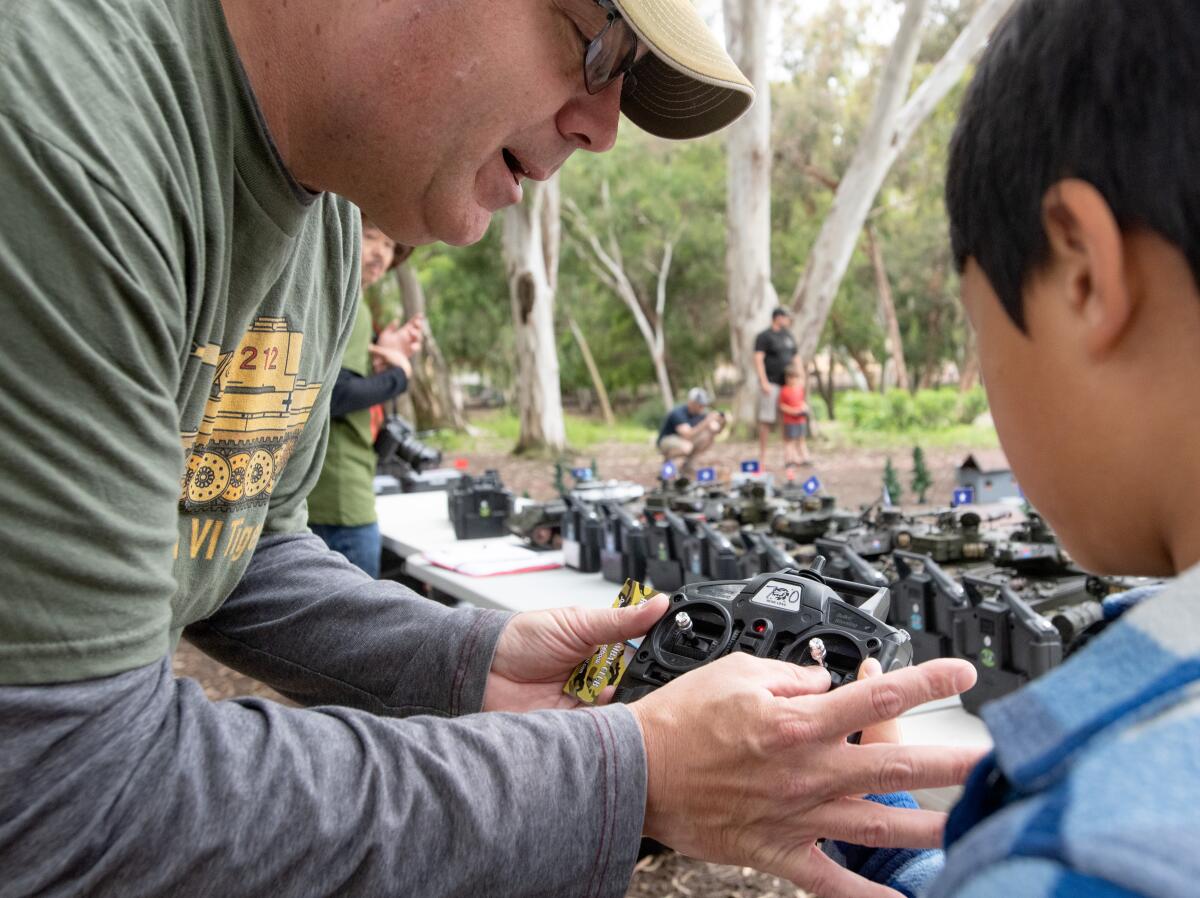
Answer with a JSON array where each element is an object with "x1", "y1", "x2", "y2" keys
[
  {"x1": 724, "y1": 0, "x2": 779, "y2": 435},
  {"x1": 563, "y1": 195, "x2": 675, "y2": 409},
  {"x1": 395, "y1": 261, "x2": 468, "y2": 430},
  {"x1": 504, "y1": 176, "x2": 567, "y2": 454},
  {"x1": 787, "y1": 0, "x2": 1019, "y2": 362},
  {"x1": 864, "y1": 224, "x2": 911, "y2": 392},
  {"x1": 811, "y1": 356, "x2": 836, "y2": 420},
  {"x1": 565, "y1": 312, "x2": 615, "y2": 427}
]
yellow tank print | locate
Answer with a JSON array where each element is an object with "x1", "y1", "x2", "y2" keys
[{"x1": 179, "y1": 317, "x2": 324, "y2": 513}]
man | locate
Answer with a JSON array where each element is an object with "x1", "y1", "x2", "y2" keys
[
  {"x1": 0, "y1": 2, "x2": 978, "y2": 896},
  {"x1": 754, "y1": 307, "x2": 799, "y2": 467},
  {"x1": 308, "y1": 218, "x2": 423, "y2": 578},
  {"x1": 657, "y1": 387, "x2": 725, "y2": 477}
]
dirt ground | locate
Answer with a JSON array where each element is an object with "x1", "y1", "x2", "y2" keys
[{"x1": 174, "y1": 434, "x2": 978, "y2": 897}]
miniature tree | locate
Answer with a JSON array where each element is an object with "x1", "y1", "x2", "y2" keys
[
  {"x1": 553, "y1": 460, "x2": 566, "y2": 495},
  {"x1": 591, "y1": 457, "x2": 599, "y2": 478},
  {"x1": 883, "y1": 456, "x2": 903, "y2": 505},
  {"x1": 911, "y1": 446, "x2": 933, "y2": 504}
]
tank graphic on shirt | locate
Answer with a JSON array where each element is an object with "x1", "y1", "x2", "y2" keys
[{"x1": 178, "y1": 317, "x2": 323, "y2": 513}]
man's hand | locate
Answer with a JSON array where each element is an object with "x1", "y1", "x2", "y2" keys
[
  {"x1": 629, "y1": 655, "x2": 982, "y2": 898},
  {"x1": 760, "y1": 381, "x2": 773, "y2": 396},
  {"x1": 482, "y1": 594, "x2": 670, "y2": 712},
  {"x1": 369, "y1": 315, "x2": 424, "y2": 376}
]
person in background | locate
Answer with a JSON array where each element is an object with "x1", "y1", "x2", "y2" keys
[
  {"x1": 307, "y1": 218, "x2": 423, "y2": 577},
  {"x1": 778, "y1": 363, "x2": 812, "y2": 469},
  {"x1": 753, "y1": 307, "x2": 798, "y2": 468},
  {"x1": 657, "y1": 387, "x2": 726, "y2": 477}
]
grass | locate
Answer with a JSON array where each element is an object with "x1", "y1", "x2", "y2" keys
[
  {"x1": 811, "y1": 420, "x2": 1001, "y2": 451},
  {"x1": 421, "y1": 407, "x2": 999, "y2": 455},
  {"x1": 423, "y1": 408, "x2": 655, "y2": 454}
]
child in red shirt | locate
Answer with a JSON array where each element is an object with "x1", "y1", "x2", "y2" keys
[{"x1": 778, "y1": 365, "x2": 812, "y2": 468}]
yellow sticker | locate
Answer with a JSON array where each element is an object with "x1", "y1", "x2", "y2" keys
[{"x1": 563, "y1": 580, "x2": 657, "y2": 704}]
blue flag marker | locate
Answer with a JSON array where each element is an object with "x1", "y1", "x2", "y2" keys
[
  {"x1": 952, "y1": 487, "x2": 975, "y2": 507},
  {"x1": 697, "y1": 467, "x2": 716, "y2": 483},
  {"x1": 661, "y1": 461, "x2": 678, "y2": 480},
  {"x1": 803, "y1": 476, "x2": 821, "y2": 496},
  {"x1": 571, "y1": 467, "x2": 593, "y2": 482},
  {"x1": 740, "y1": 460, "x2": 761, "y2": 474}
]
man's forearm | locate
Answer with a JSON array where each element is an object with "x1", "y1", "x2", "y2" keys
[
  {"x1": 186, "y1": 531, "x2": 510, "y2": 717},
  {"x1": 753, "y1": 353, "x2": 769, "y2": 386},
  {"x1": 0, "y1": 658, "x2": 646, "y2": 898}
]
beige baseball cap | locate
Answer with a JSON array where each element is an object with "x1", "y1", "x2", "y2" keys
[{"x1": 612, "y1": 0, "x2": 755, "y2": 140}]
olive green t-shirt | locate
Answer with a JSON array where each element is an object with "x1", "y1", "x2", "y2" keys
[
  {"x1": 306, "y1": 297, "x2": 380, "y2": 527},
  {"x1": 0, "y1": 0, "x2": 360, "y2": 684}
]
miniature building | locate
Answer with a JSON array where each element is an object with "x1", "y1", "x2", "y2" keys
[{"x1": 956, "y1": 450, "x2": 1021, "y2": 503}]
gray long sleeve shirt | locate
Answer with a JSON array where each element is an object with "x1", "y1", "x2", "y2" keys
[{"x1": 0, "y1": 534, "x2": 648, "y2": 897}]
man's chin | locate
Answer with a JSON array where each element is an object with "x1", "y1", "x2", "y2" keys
[{"x1": 436, "y1": 207, "x2": 495, "y2": 247}]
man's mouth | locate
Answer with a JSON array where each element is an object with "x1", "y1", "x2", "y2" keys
[{"x1": 502, "y1": 148, "x2": 529, "y2": 186}]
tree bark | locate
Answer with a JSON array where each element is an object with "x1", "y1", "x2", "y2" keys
[
  {"x1": 564, "y1": 194, "x2": 676, "y2": 408},
  {"x1": 504, "y1": 176, "x2": 567, "y2": 454},
  {"x1": 394, "y1": 262, "x2": 468, "y2": 431},
  {"x1": 724, "y1": 0, "x2": 779, "y2": 435},
  {"x1": 565, "y1": 312, "x2": 615, "y2": 427},
  {"x1": 787, "y1": 0, "x2": 1019, "y2": 362},
  {"x1": 864, "y1": 224, "x2": 911, "y2": 392}
]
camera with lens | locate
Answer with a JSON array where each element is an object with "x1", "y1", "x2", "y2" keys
[{"x1": 374, "y1": 415, "x2": 443, "y2": 474}]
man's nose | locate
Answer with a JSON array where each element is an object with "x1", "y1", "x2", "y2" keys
[{"x1": 557, "y1": 80, "x2": 623, "y2": 153}]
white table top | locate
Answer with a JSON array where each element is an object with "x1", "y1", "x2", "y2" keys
[{"x1": 376, "y1": 490, "x2": 993, "y2": 750}]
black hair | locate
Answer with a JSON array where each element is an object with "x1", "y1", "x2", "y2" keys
[
  {"x1": 946, "y1": 0, "x2": 1200, "y2": 329},
  {"x1": 771, "y1": 307, "x2": 790, "y2": 320}
]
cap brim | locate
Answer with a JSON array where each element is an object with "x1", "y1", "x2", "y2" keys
[{"x1": 613, "y1": 0, "x2": 755, "y2": 140}]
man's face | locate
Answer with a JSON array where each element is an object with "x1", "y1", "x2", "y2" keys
[
  {"x1": 361, "y1": 223, "x2": 397, "y2": 290},
  {"x1": 338, "y1": 0, "x2": 625, "y2": 247},
  {"x1": 687, "y1": 401, "x2": 705, "y2": 416},
  {"x1": 774, "y1": 315, "x2": 791, "y2": 330}
]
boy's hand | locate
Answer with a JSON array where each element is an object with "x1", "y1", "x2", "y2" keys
[
  {"x1": 857, "y1": 657, "x2": 902, "y2": 745},
  {"x1": 629, "y1": 656, "x2": 982, "y2": 898}
]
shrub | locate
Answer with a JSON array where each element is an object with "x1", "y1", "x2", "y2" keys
[{"x1": 837, "y1": 387, "x2": 990, "y2": 433}]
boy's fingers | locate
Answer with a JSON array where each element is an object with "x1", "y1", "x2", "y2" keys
[{"x1": 856, "y1": 658, "x2": 901, "y2": 745}]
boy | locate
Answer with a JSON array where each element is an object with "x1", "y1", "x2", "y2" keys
[
  {"x1": 777, "y1": 363, "x2": 812, "y2": 468},
  {"x1": 834, "y1": 1, "x2": 1200, "y2": 895}
]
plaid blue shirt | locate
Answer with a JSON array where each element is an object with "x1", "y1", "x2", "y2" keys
[{"x1": 835, "y1": 568, "x2": 1200, "y2": 897}]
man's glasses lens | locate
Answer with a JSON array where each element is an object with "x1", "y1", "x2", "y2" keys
[{"x1": 584, "y1": 4, "x2": 641, "y2": 95}]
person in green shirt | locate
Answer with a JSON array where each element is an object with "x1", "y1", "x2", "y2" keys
[
  {"x1": 0, "y1": 2, "x2": 980, "y2": 896},
  {"x1": 308, "y1": 217, "x2": 422, "y2": 577}
]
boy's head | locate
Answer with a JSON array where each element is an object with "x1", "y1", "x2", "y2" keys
[
  {"x1": 785, "y1": 365, "x2": 801, "y2": 383},
  {"x1": 947, "y1": 0, "x2": 1200, "y2": 576}
]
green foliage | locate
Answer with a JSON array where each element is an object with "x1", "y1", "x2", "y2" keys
[
  {"x1": 631, "y1": 396, "x2": 668, "y2": 432},
  {"x1": 840, "y1": 387, "x2": 989, "y2": 433},
  {"x1": 428, "y1": 409, "x2": 654, "y2": 456},
  {"x1": 911, "y1": 446, "x2": 933, "y2": 503},
  {"x1": 883, "y1": 456, "x2": 903, "y2": 505},
  {"x1": 396, "y1": 0, "x2": 990, "y2": 454}
]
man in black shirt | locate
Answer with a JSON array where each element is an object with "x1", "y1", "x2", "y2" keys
[
  {"x1": 753, "y1": 308, "x2": 798, "y2": 467},
  {"x1": 658, "y1": 387, "x2": 726, "y2": 476}
]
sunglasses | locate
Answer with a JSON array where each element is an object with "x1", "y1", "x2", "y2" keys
[{"x1": 582, "y1": 0, "x2": 645, "y2": 97}]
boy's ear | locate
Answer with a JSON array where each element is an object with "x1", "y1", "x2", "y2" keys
[{"x1": 1040, "y1": 179, "x2": 1132, "y2": 357}]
